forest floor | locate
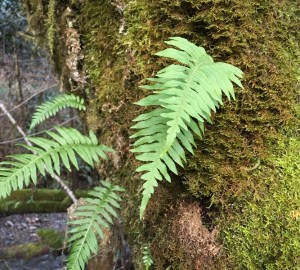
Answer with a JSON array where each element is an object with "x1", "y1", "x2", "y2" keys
[{"x1": 0, "y1": 213, "x2": 67, "y2": 270}]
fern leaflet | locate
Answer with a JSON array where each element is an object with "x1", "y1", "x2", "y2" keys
[
  {"x1": 142, "y1": 245, "x2": 153, "y2": 270},
  {"x1": 30, "y1": 94, "x2": 86, "y2": 129},
  {"x1": 0, "y1": 127, "x2": 112, "y2": 198},
  {"x1": 131, "y1": 37, "x2": 243, "y2": 218},
  {"x1": 67, "y1": 180, "x2": 124, "y2": 270}
]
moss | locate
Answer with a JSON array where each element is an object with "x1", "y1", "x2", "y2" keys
[
  {"x1": 37, "y1": 228, "x2": 64, "y2": 250},
  {"x1": 220, "y1": 137, "x2": 300, "y2": 269},
  {"x1": 0, "y1": 189, "x2": 89, "y2": 214},
  {"x1": 0, "y1": 243, "x2": 49, "y2": 259},
  {"x1": 46, "y1": 0, "x2": 57, "y2": 54},
  {"x1": 0, "y1": 200, "x2": 69, "y2": 214},
  {"x1": 8, "y1": 189, "x2": 66, "y2": 201}
]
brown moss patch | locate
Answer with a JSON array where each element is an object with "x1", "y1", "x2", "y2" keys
[
  {"x1": 150, "y1": 201, "x2": 222, "y2": 270},
  {"x1": 172, "y1": 202, "x2": 222, "y2": 269}
]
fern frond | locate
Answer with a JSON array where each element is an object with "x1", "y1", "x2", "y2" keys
[
  {"x1": 131, "y1": 37, "x2": 243, "y2": 218},
  {"x1": 67, "y1": 180, "x2": 124, "y2": 270},
  {"x1": 0, "y1": 127, "x2": 112, "y2": 198},
  {"x1": 142, "y1": 245, "x2": 153, "y2": 270},
  {"x1": 30, "y1": 94, "x2": 86, "y2": 129}
]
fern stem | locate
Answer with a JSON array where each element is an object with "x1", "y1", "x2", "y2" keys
[{"x1": 0, "y1": 102, "x2": 77, "y2": 203}]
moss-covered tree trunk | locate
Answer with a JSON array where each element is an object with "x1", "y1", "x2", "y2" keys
[{"x1": 23, "y1": 0, "x2": 299, "y2": 269}]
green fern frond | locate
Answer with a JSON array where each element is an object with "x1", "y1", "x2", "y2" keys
[
  {"x1": 131, "y1": 37, "x2": 243, "y2": 218},
  {"x1": 0, "y1": 127, "x2": 112, "y2": 198},
  {"x1": 30, "y1": 94, "x2": 86, "y2": 129},
  {"x1": 67, "y1": 180, "x2": 124, "y2": 270},
  {"x1": 142, "y1": 245, "x2": 153, "y2": 270}
]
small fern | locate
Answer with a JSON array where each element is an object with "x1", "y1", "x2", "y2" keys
[
  {"x1": 131, "y1": 37, "x2": 243, "y2": 218},
  {"x1": 142, "y1": 245, "x2": 153, "y2": 270},
  {"x1": 0, "y1": 127, "x2": 112, "y2": 198},
  {"x1": 67, "y1": 180, "x2": 124, "y2": 270},
  {"x1": 30, "y1": 94, "x2": 86, "y2": 129}
]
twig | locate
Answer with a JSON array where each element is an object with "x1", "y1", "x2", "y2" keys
[
  {"x1": 3, "y1": 260, "x2": 12, "y2": 270},
  {"x1": 0, "y1": 102, "x2": 77, "y2": 204},
  {"x1": 0, "y1": 116, "x2": 78, "y2": 145}
]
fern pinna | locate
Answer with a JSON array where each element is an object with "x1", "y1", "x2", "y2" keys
[
  {"x1": 67, "y1": 180, "x2": 124, "y2": 270},
  {"x1": 142, "y1": 245, "x2": 154, "y2": 270},
  {"x1": 0, "y1": 127, "x2": 112, "y2": 198},
  {"x1": 30, "y1": 94, "x2": 86, "y2": 129},
  {"x1": 131, "y1": 37, "x2": 243, "y2": 218}
]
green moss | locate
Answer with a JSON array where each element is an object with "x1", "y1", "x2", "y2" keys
[
  {"x1": 0, "y1": 243, "x2": 49, "y2": 259},
  {"x1": 46, "y1": 0, "x2": 57, "y2": 54},
  {"x1": 8, "y1": 189, "x2": 66, "y2": 201},
  {"x1": 0, "y1": 189, "x2": 90, "y2": 214},
  {"x1": 221, "y1": 137, "x2": 300, "y2": 269},
  {"x1": 37, "y1": 228, "x2": 64, "y2": 250},
  {"x1": 0, "y1": 200, "x2": 70, "y2": 214}
]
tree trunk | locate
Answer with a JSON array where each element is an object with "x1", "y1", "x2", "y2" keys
[{"x1": 22, "y1": 0, "x2": 299, "y2": 269}]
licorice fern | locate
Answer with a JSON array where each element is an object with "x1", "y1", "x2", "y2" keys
[
  {"x1": 0, "y1": 127, "x2": 112, "y2": 198},
  {"x1": 131, "y1": 37, "x2": 243, "y2": 218},
  {"x1": 30, "y1": 94, "x2": 86, "y2": 129},
  {"x1": 67, "y1": 180, "x2": 124, "y2": 270}
]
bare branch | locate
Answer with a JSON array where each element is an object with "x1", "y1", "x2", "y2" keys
[{"x1": 0, "y1": 84, "x2": 57, "y2": 118}]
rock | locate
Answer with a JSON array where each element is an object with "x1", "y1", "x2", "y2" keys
[
  {"x1": 21, "y1": 222, "x2": 27, "y2": 228},
  {"x1": 5, "y1": 220, "x2": 13, "y2": 227}
]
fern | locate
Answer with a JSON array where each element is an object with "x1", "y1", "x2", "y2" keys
[
  {"x1": 30, "y1": 94, "x2": 86, "y2": 129},
  {"x1": 131, "y1": 37, "x2": 243, "y2": 218},
  {"x1": 0, "y1": 127, "x2": 112, "y2": 198},
  {"x1": 142, "y1": 245, "x2": 153, "y2": 270},
  {"x1": 67, "y1": 180, "x2": 124, "y2": 270}
]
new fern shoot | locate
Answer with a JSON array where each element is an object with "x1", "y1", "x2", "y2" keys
[{"x1": 131, "y1": 37, "x2": 243, "y2": 218}]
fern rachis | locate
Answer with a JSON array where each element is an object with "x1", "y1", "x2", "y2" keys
[{"x1": 131, "y1": 37, "x2": 243, "y2": 218}]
